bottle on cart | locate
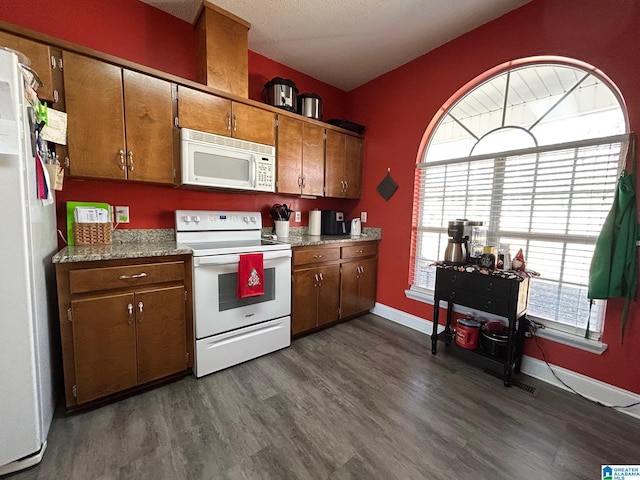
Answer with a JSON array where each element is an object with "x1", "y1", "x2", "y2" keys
[{"x1": 497, "y1": 244, "x2": 511, "y2": 270}]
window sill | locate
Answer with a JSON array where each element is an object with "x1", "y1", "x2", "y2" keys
[
  {"x1": 529, "y1": 323, "x2": 608, "y2": 354},
  {"x1": 405, "y1": 287, "x2": 608, "y2": 355}
]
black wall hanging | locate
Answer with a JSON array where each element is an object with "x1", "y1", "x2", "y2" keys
[{"x1": 376, "y1": 168, "x2": 398, "y2": 201}]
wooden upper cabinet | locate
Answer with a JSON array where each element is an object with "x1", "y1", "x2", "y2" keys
[
  {"x1": 0, "y1": 31, "x2": 58, "y2": 103},
  {"x1": 232, "y1": 102, "x2": 275, "y2": 146},
  {"x1": 195, "y1": 1, "x2": 250, "y2": 98},
  {"x1": 344, "y1": 133, "x2": 363, "y2": 199},
  {"x1": 177, "y1": 85, "x2": 231, "y2": 136},
  {"x1": 177, "y1": 85, "x2": 275, "y2": 146},
  {"x1": 276, "y1": 115, "x2": 304, "y2": 194},
  {"x1": 325, "y1": 129, "x2": 362, "y2": 199},
  {"x1": 302, "y1": 122, "x2": 325, "y2": 196},
  {"x1": 277, "y1": 116, "x2": 325, "y2": 196},
  {"x1": 63, "y1": 51, "x2": 174, "y2": 184},
  {"x1": 64, "y1": 51, "x2": 126, "y2": 179},
  {"x1": 325, "y1": 129, "x2": 346, "y2": 198},
  {"x1": 122, "y1": 70, "x2": 174, "y2": 184}
]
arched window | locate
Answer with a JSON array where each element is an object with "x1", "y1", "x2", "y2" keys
[{"x1": 410, "y1": 57, "x2": 630, "y2": 341}]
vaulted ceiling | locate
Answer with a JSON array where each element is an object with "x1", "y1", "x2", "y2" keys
[{"x1": 140, "y1": 0, "x2": 531, "y2": 91}]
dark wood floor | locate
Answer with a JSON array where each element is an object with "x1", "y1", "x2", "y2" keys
[{"x1": 8, "y1": 314, "x2": 640, "y2": 479}]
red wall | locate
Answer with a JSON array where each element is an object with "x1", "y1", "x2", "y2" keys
[{"x1": 348, "y1": 0, "x2": 640, "y2": 394}]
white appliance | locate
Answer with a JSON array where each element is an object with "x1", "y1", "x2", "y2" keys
[
  {"x1": 0, "y1": 49, "x2": 58, "y2": 475},
  {"x1": 175, "y1": 210, "x2": 291, "y2": 378},
  {"x1": 350, "y1": 218, "x2": 362, "y2": 236},
  {"x1": 180, "y1": 128, "x2": 276, "y2": 192}
]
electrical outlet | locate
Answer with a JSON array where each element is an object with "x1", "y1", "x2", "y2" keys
[
  {"x1": 361, "y1": 211, "x2": 367, "y2": 223},
  {"x1": 294, "y1": 211, "x2": 301, "y2": 222},
  {"x1": 115, "y1": 206, "x2": 130, "y2": 223}
]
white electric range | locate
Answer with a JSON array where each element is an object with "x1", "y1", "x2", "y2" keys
[{"x1": 175, "y1": 210, "x2": 292, "y2": 378}]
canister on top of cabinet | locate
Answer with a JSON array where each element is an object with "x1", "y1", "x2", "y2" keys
[{"x1": 297, "y1": 93, "x2": 322, "y2": 120}]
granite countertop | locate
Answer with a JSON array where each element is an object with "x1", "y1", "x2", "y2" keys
[
  {"x1": 52, "y1": 227, "x2": 382, "y2": 263},
  {"x1": 266, "y1": 227, "x2": 382, "y2": 247},
  {"x1": 52, "y1": 229, "x2": 191, "y2": 264}
]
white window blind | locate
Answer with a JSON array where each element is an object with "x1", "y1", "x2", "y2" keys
[{"x1": 411, "y1": 135, "x2": 629, "y2": 338}]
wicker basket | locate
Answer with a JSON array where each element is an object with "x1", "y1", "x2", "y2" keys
[{"x1": 72, "y1": 222, "x2": 112, "y2": 245}]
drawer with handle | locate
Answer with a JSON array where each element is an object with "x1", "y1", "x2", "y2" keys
[
  {"x1": 69, "y1": 261, "x2": 185, "y2": 294},
  {"x1": 440, "y1": 289, "x2": 510, "y2": 317},
  {"x1": 293, "y1": 246, "x2": 340, "y2": 266},
  {"x1": 341, "y1": 243, "x2": 377, "y2": 259},
  {"x1": 436, "y1": 268, "x2": 511, "y2": 299}
]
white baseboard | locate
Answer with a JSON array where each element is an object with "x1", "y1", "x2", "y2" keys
[
  {"x1": 370, "y1": 302, "x2": 444, "y2": 335},
  {"x1": 370, "y1": 302, "x2": 640, "y2": 420},
  {"x1": 520, "y1": 356, "x2": 640, "y2": 419}
]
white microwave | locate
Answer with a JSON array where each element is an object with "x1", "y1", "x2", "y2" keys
[{"x1": 180, "y1": 128, "x2": 276, "y2": 192}]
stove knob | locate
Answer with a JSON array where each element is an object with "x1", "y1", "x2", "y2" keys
[
  {"x1": 250, "y1": 216, "x2": 257, "y2": 223},
  {"x1": 243, "y1": 216, "x2": 250, "y2": 223},
  {"x1": 183, "y1": 215, "x2": 192, "y2": 224},
  {"x1": 193, "y1": 215, "x2": 201, "y2": 224}
]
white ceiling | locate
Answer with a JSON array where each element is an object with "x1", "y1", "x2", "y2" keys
[{"x1": 140, "y1": 0, "x2": 531, "y2": 91}]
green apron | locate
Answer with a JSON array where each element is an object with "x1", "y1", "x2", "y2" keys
[{"x1": 588, "y1": 139, "x2": 638, "y2": 342}]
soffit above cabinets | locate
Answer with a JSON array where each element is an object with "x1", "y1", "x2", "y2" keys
[{"x1": 139, "y1": 0, "x2": 531, "y2": 92}]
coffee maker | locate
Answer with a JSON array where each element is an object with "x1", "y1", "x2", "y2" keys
[{"x1": 443, "y1": 220, "x2": 467, "y2": 265}]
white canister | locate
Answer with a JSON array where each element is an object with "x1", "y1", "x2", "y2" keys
[
  {"x1": 350, "y1": 218, "x2": 362, "y2": 236},
  {"x1": 275, "y1": 220, "x2": 290, "y2": 238},
  {"x1": 309, "y1": 209, "x2": 321, "y2": 236}
]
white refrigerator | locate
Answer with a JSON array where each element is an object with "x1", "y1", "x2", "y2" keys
[{"x1": 0, "y1": 48, "x2": 58, "y2": 474}]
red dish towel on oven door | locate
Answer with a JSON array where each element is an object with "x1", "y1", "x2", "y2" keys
[{"x1": 238, "y1": 253, "x2": 265, "y2": 298}]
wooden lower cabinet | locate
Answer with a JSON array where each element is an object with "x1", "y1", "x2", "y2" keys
[
  {"x1": 56, "y1": 255, "x2": 193, "y2": 409},
  {"x1": 292, "y1": 264, "x2": 340, "y2": 335},
  {"x1": 292, "y1": 241, "x2": 378, "y2": 336},
  {"x1": 71, "y1": 292, "x2": 138, "y2": 404},
  {"x1": 340, "y1": 257, "x2": 377, "y2": 318}
]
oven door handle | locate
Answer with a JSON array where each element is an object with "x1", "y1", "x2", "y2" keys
[{"x1": 194, "y1": 249, "x2": 292, "y2": 266}]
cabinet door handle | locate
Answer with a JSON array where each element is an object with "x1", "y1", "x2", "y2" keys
[
  {"x1": 312, "y1": 254, "x2": 323, "y2": 259},
  {"x1": 118, "y1": 150, "x2": 125, "y2": 170},
  {"x1": 451, "y1": 274, "x2": 457, "y2": 283},
  {"x1": 119, "y1": 272, "x2": 147, "y2": 280},
  {"x1": 138, "y1": 301, "x2": 144, "y2": 323},
  {"x1": 127, "y1": 151, "x2": 134, "y2": 171},
  {"x1": 449, "y1": 291, "x2": 456, "y2": 299},
  {"x1": 232, "y1": 114, "x2": 237, "y2": 132},
  {"x1": 314, "y1": 273, "x2": 319, "y2": 287},
  {"x1": 356, "y1": 249, "x2": 364, "y2": 254},
  {"x1": 127, "y1": 303, "x2": 134, "y2": 325},
  {"x1": 226, "y1": 113, "x2": 232, "y2": 131},
  {"x1": 485, "y1": 300, "x2": 493, "y2": 309},
  {"x1": 486, "y1": 283, "x2": 494, "y2": 291},
  {"x1": 319, "y1": 273, "x2": 324, "y2": 282}
]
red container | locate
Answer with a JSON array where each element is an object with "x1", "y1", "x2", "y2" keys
[{"x1": 454, "y1": 317, "x2": 481, "y2": 349}]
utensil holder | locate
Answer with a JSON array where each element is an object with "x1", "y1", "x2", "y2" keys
[
  {"x1": 274, "y1": 220, "x2": 289, "y2": 238},
  {"x1": 72, "y1": 222, "x2": 112, "y2": 245}
]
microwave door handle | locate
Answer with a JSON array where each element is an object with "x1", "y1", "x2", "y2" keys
[{"x1": 250, "y1": 155, "x2": 257, "y2": 188}]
